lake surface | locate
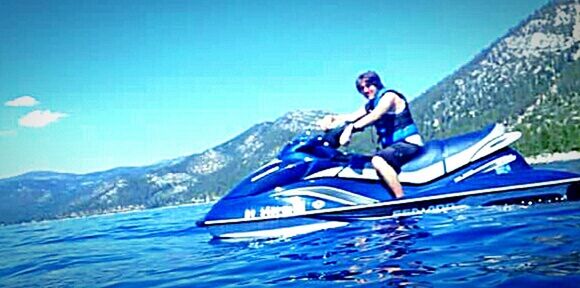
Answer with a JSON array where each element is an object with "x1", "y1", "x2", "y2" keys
[{"x1": 1, "y1": 160, "x2": 579, "y2": 287}]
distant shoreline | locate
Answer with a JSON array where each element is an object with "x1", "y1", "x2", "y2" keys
[{"x1": 525, "y1": 151, "x2": 580, "y2": 165}]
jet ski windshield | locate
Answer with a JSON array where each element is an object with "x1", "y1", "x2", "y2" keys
[{"x1": 222, "y1": 127, "x2": 348, "y2": 200}]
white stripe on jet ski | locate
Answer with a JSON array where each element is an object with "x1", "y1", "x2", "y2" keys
[
  {"x1": 274, "y1": 186, "x2": 378, "y2": 205},
  {"x1": 251, "y1": 166, "x2": 280, "y2": 182},
  {"x1": 219, "y1": 221, "x2": 348, "y2": 239},
  {"x1": 202, "y1": 177, "x2": 580, "y2": 226},
  {"x1": 256, "y1": 159, "x2": 282, "y2": 171},
  {"x1": 363, "y1": 204, "x2": 471, "y2": 219},
  {"x1": 453, "y1": 154, "x2": 516, "y2": 183},
  {"x1": 304, "y1": 167, "x2": 344, "y2": 179},
  {"x1": 274, "y1": 190, "x2": 356, "y2": 205}
]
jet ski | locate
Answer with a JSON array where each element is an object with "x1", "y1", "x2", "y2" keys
[{"x1": 197, "y1": 123, "x2": 580, "y2": 239}]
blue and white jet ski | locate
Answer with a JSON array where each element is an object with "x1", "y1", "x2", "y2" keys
[{"x1": 198, "y1": 124, "x2": 580, "y2": 239}]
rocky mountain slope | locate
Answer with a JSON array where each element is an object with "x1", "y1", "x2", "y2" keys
[{"x1": 411, "y1": 0, "x2": 580, "y2": 156}]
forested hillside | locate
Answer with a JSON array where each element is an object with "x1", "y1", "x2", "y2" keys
[{"x1": 411, "y1": 0, "x2": 580, "y2": 156}]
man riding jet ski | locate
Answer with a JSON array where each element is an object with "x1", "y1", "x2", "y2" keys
[{"x1": 319, "y1": 71, "x2": 423, "y2": 199}]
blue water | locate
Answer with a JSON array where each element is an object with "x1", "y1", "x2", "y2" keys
[{"x1": 1, "y1": 161, "x2": 579, "y2": 287}]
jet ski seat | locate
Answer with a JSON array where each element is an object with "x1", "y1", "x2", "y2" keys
[
  {"x1": 399, "y1": 124, "x2": 514, "y2": 184},
  {"x1": 402, "y1": 124, "x2": 498, "y2": 172}
]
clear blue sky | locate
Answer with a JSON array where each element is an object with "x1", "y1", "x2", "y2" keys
[{"x1": 0, "y1": 0, "x2": 548, "y2": 178}]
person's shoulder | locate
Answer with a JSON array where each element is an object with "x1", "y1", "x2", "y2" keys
[
  {"x1": 381, "y1": 90, "x2": 400, "y2": 100},
  {"x1": 384, "y1": 89, "x2": 403, "y2": 96},
  {"x1": 383, "y1": 90, "x2": 406, "y2": 101}
]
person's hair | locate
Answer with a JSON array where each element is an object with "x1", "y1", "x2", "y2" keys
[{"x1": 356, "y1": 71, "x2": 384, "y2": 94}]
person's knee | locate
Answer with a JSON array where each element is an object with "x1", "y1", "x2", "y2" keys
[
  {"x1": 372, "y1": 156, "x2": 396, "y2": 176},
  {"x1": 371, "y1": 156, "x2": 387, "y2": 169}
]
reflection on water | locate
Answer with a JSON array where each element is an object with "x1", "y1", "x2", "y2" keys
[
  {"x1": 268, "y1": 218, "x2": 437, "y2": 286},
  {"x1": 444, "y1": 251, "x2": 580, "y2": 277}
]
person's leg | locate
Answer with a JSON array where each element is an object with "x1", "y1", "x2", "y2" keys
[
  {"x1": 373, "y1": 141, "x2": 422, "y2": 198},
  {"x1": 371, "y1": 156, "x2": 404, "y2": 198}
]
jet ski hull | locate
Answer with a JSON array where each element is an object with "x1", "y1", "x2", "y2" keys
[
  {"x1": 199, "y1": 165, "x2": 579, "y2": 239},
  {"x1": 198, "y1": 125, "x2": 580, "y2": 239}
]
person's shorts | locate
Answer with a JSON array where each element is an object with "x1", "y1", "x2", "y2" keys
[{"x1": 375, "y1": 141, "x2": 422, "y2": 174}]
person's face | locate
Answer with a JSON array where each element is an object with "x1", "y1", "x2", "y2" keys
[{"x1": 359, "y1": 81, "x2": 377, "y2": 99}]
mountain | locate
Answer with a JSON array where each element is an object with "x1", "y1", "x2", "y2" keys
[
  {"x1": 411, "y1": 0, "x2": 580, "y2": 156},
  {"x1": 0, "y1": 111, "x2": 328, "y2": 224},
  {"x1": 1, "y1": 0, "x2": 579, "y2": 225}
]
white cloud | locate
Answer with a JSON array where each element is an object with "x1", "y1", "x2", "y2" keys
[
  {"x1": 19, "y1": 110, "x2": 68, "y2": 128},
  {"x1": 5, "y1": 96, "x2": 40, "y2": 107}
]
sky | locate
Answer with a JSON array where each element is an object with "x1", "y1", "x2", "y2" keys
[{"x1": 0, "y1": 0, "x2": 549, "y2": 179}]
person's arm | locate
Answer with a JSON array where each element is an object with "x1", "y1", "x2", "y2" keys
[
  {"x1": 318, "y1": 106, "x2": 367, "y2": 130},
  {"x1": 334, "y1": 106, "x2": 367, "y2": 123}
]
